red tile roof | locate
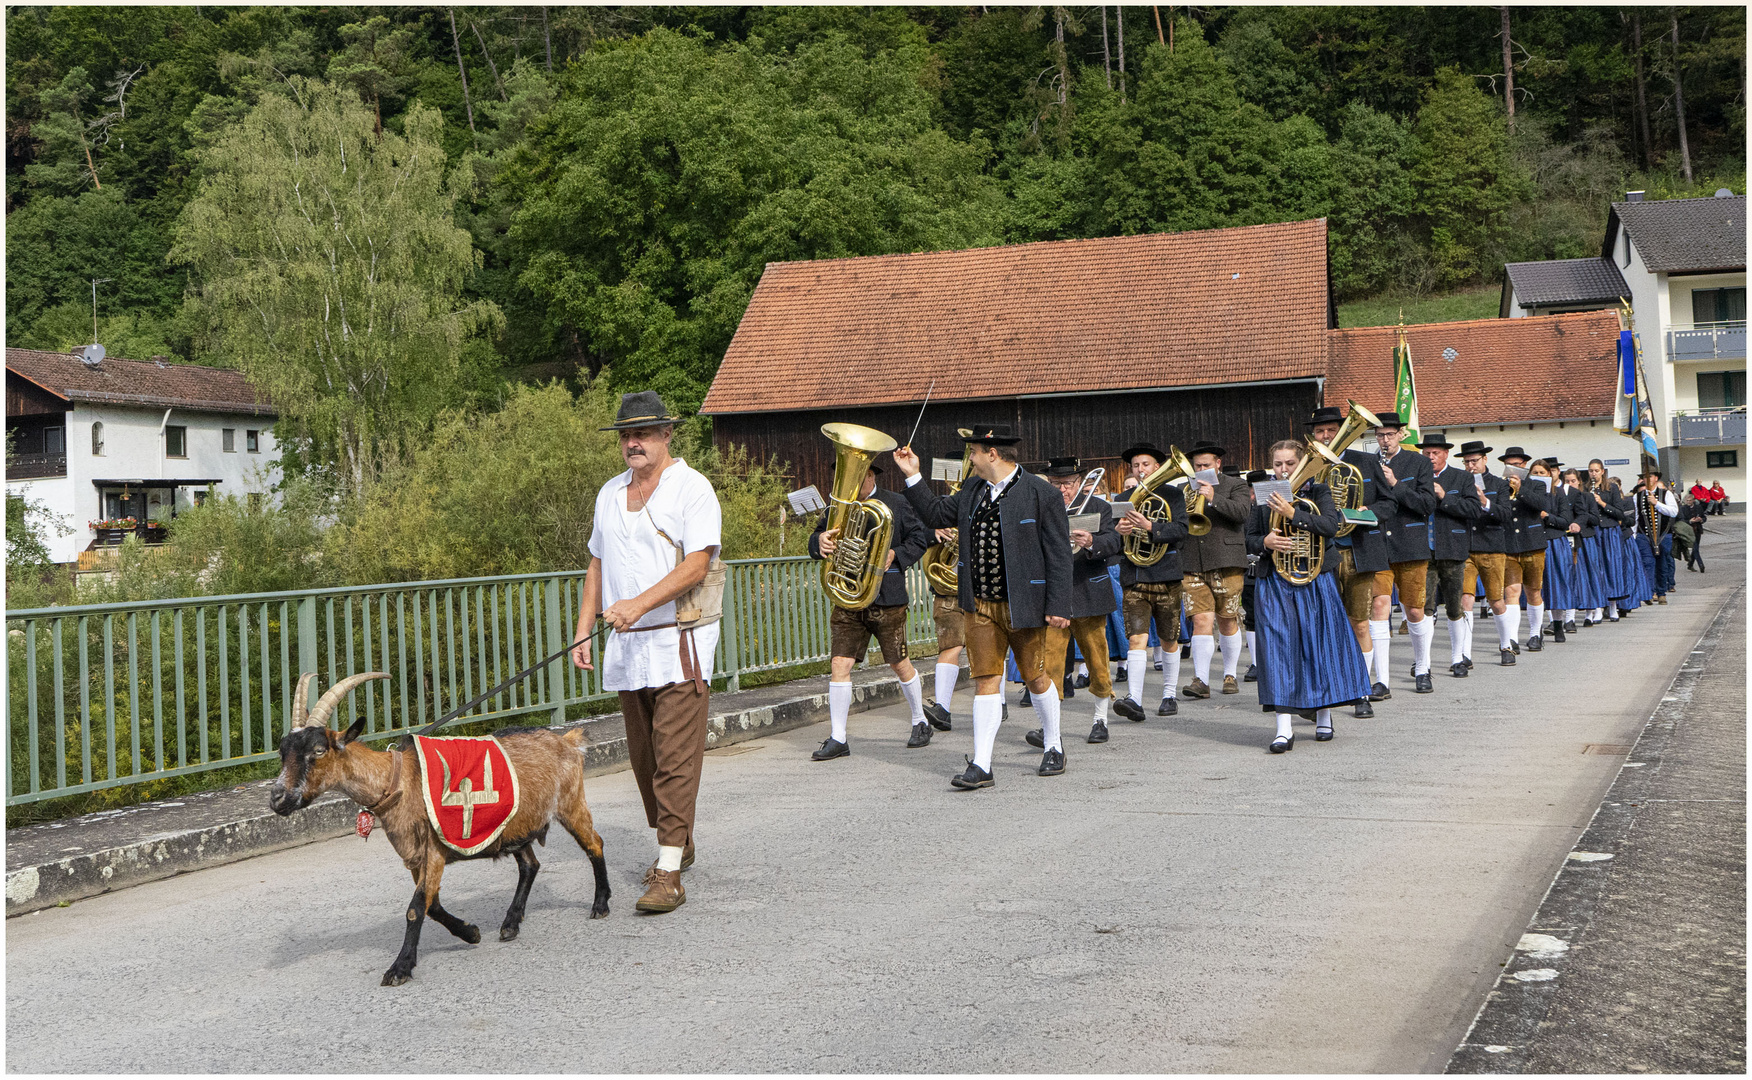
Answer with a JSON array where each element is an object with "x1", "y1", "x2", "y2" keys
[
  {"x1": 1325, "y1": 311, "x2": 1622, "y2": 427},
  {"x1": 5, "y1": 348, "x2": 275, "y2": 417},
  {"x1": 702, "y1": 220, "x2": 1332, "y2": 415}
]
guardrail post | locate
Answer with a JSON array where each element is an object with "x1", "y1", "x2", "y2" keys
[
  {"x1": 545, "y1": 578, "x2": 566, "y2": 725},
  {"x1": 297, "y1": 596, "x2": 318, "y2": 714},
  {"x1": 723, "y1": 566, "x2": 742, "y2": 694}
]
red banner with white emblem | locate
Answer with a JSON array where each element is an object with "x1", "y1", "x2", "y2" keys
[{"x1": 414, "y1": 735, "x2": 521, "y2": 856}]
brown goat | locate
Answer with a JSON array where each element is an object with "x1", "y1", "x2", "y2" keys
[{"x1": 268, "y1": 672, "x2": 610, "y2": 986}]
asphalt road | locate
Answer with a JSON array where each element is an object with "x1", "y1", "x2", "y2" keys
[{"x1": 7, "y1": 526, "x2": 1741, "y2": 1073}]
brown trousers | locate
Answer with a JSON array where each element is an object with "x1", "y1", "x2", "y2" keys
[
  {"x1": 1042, "y1": 615, "x2": 1115, "y2": 700},
  {"x1": 618, "y1": 682, "x2": 709, "y2": 848}
]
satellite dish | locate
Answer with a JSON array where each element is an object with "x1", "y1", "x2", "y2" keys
[
  {"x1": 1715, "y1": 188, "x2": 1736, "y2": 198},
  {"x1": 77, "y1": 344, "x2": 105, "y2": 367}
]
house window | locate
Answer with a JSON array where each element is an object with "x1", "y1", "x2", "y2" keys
[
  {"x1": 1706, "y1": 450, "x2": 1738, "y2": 469},
  {"x1": 165, "y1": 425, "x2": 187, "y2": 458},
  {"x1": 1692, "y1": 287, "x2": 1748, "y2": 325},
  {"x1": 245, "y1": 429, "x2": 259, "y2": 453},
  {"x1": 91, "y1": 422, "x2": 104, "y2": 456},
  {"x1": 1696, "y1": 371, "x2": 1747, "y2": 409},
  {"x1": 222, "y1": 428, "x2": 235, "y2": 453},
  {"x1": 43, "y1": 426, "x2": 64, "y2": 455}
]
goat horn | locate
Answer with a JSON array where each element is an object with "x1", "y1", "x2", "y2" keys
[
  {"x1": 307, "y1": 672, "x2": 390, "y2": 730},
  {"x1": 292, "y1": 672, "x2": 317, "y2": 728}
]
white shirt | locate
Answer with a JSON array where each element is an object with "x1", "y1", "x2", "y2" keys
[
  {"x1": 587, "y1": 458, "x2": 723, "y2": 691},
  {"x1": 1630, "y1": 487, "x2": 1680, "y2": 536},
  {"x1": 904, "y1": 462, "x2": 1018, "y2": 501}
]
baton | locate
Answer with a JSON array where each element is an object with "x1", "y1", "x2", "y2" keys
[{"x1": 905, "y1": 377, "x2": 936, "y2": 449}]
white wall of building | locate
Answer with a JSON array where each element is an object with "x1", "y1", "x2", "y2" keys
[{"x1": 1428, "y1": 419, "x2": 1652, "y2": 486}]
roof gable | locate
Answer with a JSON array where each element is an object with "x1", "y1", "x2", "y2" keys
[
  {"x1": 4, "y1": 349, "x2": 275, "y2": 418},
  {"x1": 1503, "y1": 258, "x2": 1629, "y2": 310},
  {"x1": 701, "y1": 219, "x2": 1332, "y2": 415},
  {"x1": 1604, "y1": 195, "x2": 1746, "y2": 274}
]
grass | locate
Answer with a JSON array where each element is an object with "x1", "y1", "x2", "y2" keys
[{"x1": 1337, "y1": 284, "x2": 1503, "y2": 329}]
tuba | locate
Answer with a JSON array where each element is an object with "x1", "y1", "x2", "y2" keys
[
  {"x1": 1122, "y1": 445, "x2": 1204, "y2": 566},
  {"x1": 819, "y1": 423, "x2": 898, "y2": 608},
  {"x1": 1271, "y1": 440, "x2": 1345, "y2": 586},
  {"x1": 919, "y1": 442, "x2": 973, "y2": 595},
  {"x1": 1313, "y1": 400, "x2": 1383, "y2": 537}
]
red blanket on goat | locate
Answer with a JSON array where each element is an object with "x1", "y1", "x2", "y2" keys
[{"x1": 414, "y1": 735, "x2": 522, "y2": 856}]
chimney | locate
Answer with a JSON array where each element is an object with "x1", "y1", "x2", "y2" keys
[{"x1": 1625, "y1": 190, "x2": 1646, "y2": 202}]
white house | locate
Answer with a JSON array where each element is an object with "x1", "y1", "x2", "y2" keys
[
  {"x1": 1502, "y1": 191, "x2": 1746, "y2": 503},
  {"x1": 5, "y1": 346, "x2": 280, "y2": 566}
]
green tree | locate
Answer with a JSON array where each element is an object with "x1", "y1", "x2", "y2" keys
[
  {"x1": 171, "y1": 81, "x2": 502, "y2": 492},
  {"x1": 1409, "y1": 67, "x2": 1531, "y2": 288}
]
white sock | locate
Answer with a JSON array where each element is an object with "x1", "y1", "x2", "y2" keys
[
  {"x1": 1035, "y1": 685, "x2": 1063, "y2": 751},
  {"x1": 1607, "y1": 600, "x2": 1619, "y2": 618},
  {"x1": 1564, "y1": 609, "x2": 1576, "y2": 625},
  {"x1": 1464, "y1": 611, "x2": 1476, "y2": 659},
  {"x1": 1163, "y1": 647, "x2": 1182, "y2": 700},
  {"x1": 899, "y1": 673, "x2": 925, "y2": 724},
  {"x1": 1219, "y1": 632, "x2": 1243, "y2": 679},
  {"x1": 935, "y1": 662, "x2": 960, "y2": 711},
  {"x1": 1359, "y1": 646, "x2": 1373, "y2": 684},
  {"x1": 1315, "y1": 708, "x2": 1333, "y2": 733},
  {"x1": 1093, "y1": 695, "x2": 1110, "y2": 722},
  {"x1": 1448, "y1": 616, "x2": 1466, "y2": 667},
  {"x1": 1275, "y1": 712, "x2": 1295, "y2": 739},
  {"x1": 1408, "y1": 617, "x2": 1433, "y2": 675},
  {"x1": 1155, "y1": 645, "x2": 1168, "y2": 665},
  {"x1": 1591, "y1": 607, "x2": 1603, "y2": 623},
  {"x1": 1074, "y1": 662, "x2": 1088, "y2": 679},
  {"x1": 1369, "y1": 620, "x2": 1391, "y2": 684},
  {"x1": 1530, "y1": 604, "x2": 1545, "y2": 637},
  {"x1": 1245, "y1": 630, "x2": 1257, "y2": 664},
  {"x1": 656, "y1": 844, "x2": 684, "y2": 872},
  {"x1": 1126, "y1": 649, "x2": 1146, "y2": 703},
  {"x1": 1494, "y1": 611, "x2": 1513, "y2": 650},
  {"x1": 971, "y1": 694, "x2": 1002, "y2": 772},
  {"x1": 828, "y1": 681, "x2": 853, "y2": 743},
  {"x1": 1191, "y1": 635, "x2": 1216, "y2": 683}
]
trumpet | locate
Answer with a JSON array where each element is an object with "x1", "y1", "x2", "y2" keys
[
  {"x1": 1121, "y1": 446, "x2": 1202, "y2": 566},
  {"x1": 819, "y1": 423, "x2": 897, "y2": 608},
  {"x1": 1066, "y1": 467, "x2": 1107, "y2": 552},
  {"x1": 919, "y1": 442, "x2": 972, "y2": 595},
  {"x1": 1312, "y1": 400, "x2": 1383, "y2": 537},
  {"x1": 1271, "y1": 440, "x2": 1345, "y2": 586}
]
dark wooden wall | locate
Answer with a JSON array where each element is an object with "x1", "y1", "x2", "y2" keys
[
  {"x1": 711, "y1": 381, "x2": 1319, "y2": 496},
  {"x1": 7, "y1": 372, "x2": 67, "y2": 418}
]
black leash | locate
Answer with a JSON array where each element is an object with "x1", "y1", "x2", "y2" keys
[{"x1": 417, "y1": 621, "x2": 609, "y2": 736}]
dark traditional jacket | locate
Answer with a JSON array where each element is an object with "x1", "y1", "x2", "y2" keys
[
  {"x1": 1370, "y1": 446, "x2": 1438, "y2": 564},
  {"x1": 1245, "y1": 480, "x2": 1341, "y2": 580},
  {"x1": 1178, "y1": 471, "x2": 1253, "y2": 574},
  {"x1": 1564, "y1": 483, "x2": 1599, "y2": 538},
  {"x1": 1066, "y1": 495, "x2": 1122, "y2": 619},
  {"x1": 1336, "y1": 448, "x2": 1392, "y2": 573},
  {"x1": 808, "y1": 486, "x2": 929, "y2": 609},
  {"x1": 1592, "y1": 484, "x2": 1629, "y2": 534},
  {"x1": 1467, "y1": 471, "x2": 1510, "y2": 554},
  {"x1": 1500, "y1": 475, "x2": 1552, "y2": 554},
  {"x1": 1429, "y1": 463, "x2": 1485, "y2": 561},
  {"x1": 1113, "y1": 483, "x2": 1190, "y2": 586},
  {"x1": 903, "y1": 467, "x2": 1072, "y2": 627}
]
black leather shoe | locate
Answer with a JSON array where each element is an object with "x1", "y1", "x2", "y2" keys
[
  {"x1": 1414, "y1": 673, "x2": 1434, "y2": 693},
  {"x1": 1370, "y1": 681, "x2": 1392, "y2": 702},
  {"x1": 811, "y1": 737, "x2": 850, "y2": 761},
  {"x1": 1526, "y1": 634, "x2": 1543, "y2": 652},
  {"x1": 1244, "y1": 663, "x2": 1258, "y2": 683},
  {"x1": 1500, "y1": 648, "x2": 1516, "y2": 667},
  {"x1": 1115, "y1": 665, "x2": 1128, "y2": 683},
  {"x1": 1038, "y1": 748, "x2": 1066, "y2": 776},
  {"x1": 1463, "y1": 655, "x2": 1474, "y2": 670},
  {"x1": 1315, "y1": 725, "x2": 1335, "y2": 742},
  {"x1": 906, "y1": 722, "x2": 933, "y2": 748},
  {"x1": 1025, "y1": 728, "x2": 1045, "y2": 749},
  {"x1": 1073, "y1": 672, "x2": 1090, "y2": 689},
  {"x1": 1353, "y1": 699, "x2": 1374, "y2": 718},
  {"x1": 1087, "y1": 721, "x2": 1109, "y2": 744},
  {"x1": 1155, "y1": 658, "x2": 1165, "y2": 670},
  {"x1": 1269, "y1": 734, "x2": 1295, "y2": 754},
  {"x1": 1564, "y1": 620, "x2": 1578, "y2": 634},
  {"x1": 924, "y1": 700, "x2": 953, "y2": 732},
  {"x1": 1158, "y1": 697, "x2": 1178, "y2": 716},
  {"x1": 1112, "y1": 696, "x2": 1146, "y2": 723},
  {"x1": 1552, "y1": 624, "x2": 1567, "y2": 643},
  {"x1": 1510, "y1": 639, "x2": 1521, "y2": 654},
  {"x1": 949, "y1": 758, "x2": 993, "y2": 790},
  {"x1": 1020, "y1": 689, "x2": 1033, "y2": 708},
  {"x1": 1450, "y1": 662, "x2": 1468, "y2": 678},
  {"x1": 1063, "y1": 684, "x2": 1076, "y2": 699}
]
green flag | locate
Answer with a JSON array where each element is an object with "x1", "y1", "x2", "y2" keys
[{"x1": 1393, "y1": 330, "x2": 1420, "y2": 447}]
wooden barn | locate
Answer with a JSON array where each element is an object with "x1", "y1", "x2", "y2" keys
[{"x1": 700, "y1": 220, "x2": 1335, "y2": 495}]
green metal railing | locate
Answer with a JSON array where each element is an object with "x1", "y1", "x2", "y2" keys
[{"x1": 5, "y1": 559, "x2": 942, "y2": 806}]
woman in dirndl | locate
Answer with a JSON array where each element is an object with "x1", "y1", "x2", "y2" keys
[
  {"x1": 1246, "y1": 440, "x2": 1371, "y2": 753},
  {"x1": 1562, "y1": 468, "x2": 1608, "y2": 625},
  {"x1": 1528, "y1": 460, "x2": 1574, "y2": 640},
  {"x1": 1587, "y1": 461, "x2": 1633, "y2": 621}
]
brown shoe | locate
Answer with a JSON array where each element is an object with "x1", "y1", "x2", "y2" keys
[
  {"x1": 1221, "y1": 675, "x2": 1239, "y2": 694},
  {"x1": 635, "y1": 868, "x2": 685, "y2": 913},
  {"x1": 642, "y1": 842, "x2": 696, "y2": 885},
  {"x1": 1182, "y1": 678, "x2": 1211, "y2": 699}
]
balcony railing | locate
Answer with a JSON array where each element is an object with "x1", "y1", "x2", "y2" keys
[
  {"x1": 1670, "y1": 408, "x2": 1748, "y2": 447},
  {"x1": 6, "y1": 453, "x2": 67, "y2": 480},
  {"x1": 1667, "y1": 322, "x2": 1747, "y2": 362}
]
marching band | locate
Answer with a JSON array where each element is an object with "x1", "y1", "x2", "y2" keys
[{"x1": 804, "y1": 408, "x2": 1684, "y2": 786}]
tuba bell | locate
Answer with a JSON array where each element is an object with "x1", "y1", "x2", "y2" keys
[
  {"x1": 819, "y1": 423, "x2": 898, "y2": 608},
  {"x1": 919, "y1": 441, "x2": 973, "y2": 596},
  {"x1": 1271, "y1": 440, "x2": 1345, "y2": 586},
  {"x1": 1314, "y1": 400, "x2": 1383, "y2": 537},
  {"x1": 1122, "y1": 445, "x2": 1205, "y2": 566}
]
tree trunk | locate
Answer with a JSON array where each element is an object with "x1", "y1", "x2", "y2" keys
[
  {"x1": 1672, "y1": 10, "x2": 1693, "y2": 182},
  {"x1": 1101, "y1": 6, "x2": 1112, "y2": 90},
  {"x1": 448, "y1": 9, "x2": 477, "y2": 142},
  {"x1": 1154, "y1": 6, "x2": 1165, "y2": 45},
  {"x1": 542, "y1": 6, "x2": 554, "y2": 74},
  {"x1": 470, "y1": 18, "x2": 509, "y2": 102},
  {"x1": 1500, "y1": 6, "x2": 1515, "y2": 133},
  {"x1": 1632, "y1": 13, "x2": 1653, "y2": 170},
  {"x1": 1117, "y1": 5, "x2": 1126, "y2": 103},
  {"x1": 82, "y1": 141, "x2": 101, "y2": 190}
]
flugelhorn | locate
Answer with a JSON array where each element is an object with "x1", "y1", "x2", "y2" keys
[
  {"x1": 819, "y1": 423, "x2": 897, "y2": 608},
  {"x1": 1271, "y1": 440, "x2": 1344, "y2": 586},
  {"x1": 1122, "y1": 446, "x2": 1201, "y2": 566}
]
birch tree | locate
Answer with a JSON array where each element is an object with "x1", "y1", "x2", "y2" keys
[{"x1": 172, "y1": 82, "x2": 502, "y2": 493}]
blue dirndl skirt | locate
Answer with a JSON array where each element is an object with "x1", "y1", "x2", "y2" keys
[
  {"x1": 1543, "y1": 537, "x2": 1576, "y2": 610},
  {"x1": 1105, "y1": 567, "x2": 1127, "y2": 660},
  {"x1": 1573, "y1": 534, "x2": 1608, "y2": 609},
  {"x1": 1253, "y1": 571, "x2": 1372, "y2": 712},
  {"x1": 1599, "y1": 526, "x2": 1632, "y2": 599},
  {"x1": 1620, "y1": 530, "x2": 1649, "y2": 607}
]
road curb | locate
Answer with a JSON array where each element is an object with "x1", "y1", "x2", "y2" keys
[
  {"x1": 5, "y1": 667, "x2": 938, "y2": 917},
  {"x1": 1444, "y1": 585, "x2": 1744, "y2": 1073}
]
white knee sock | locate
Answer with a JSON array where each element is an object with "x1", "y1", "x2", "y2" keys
[
  {"x1": 1093, "y1": 694, "x2": 1109, "y2": 722},
  {"x1": 1245, "y1": 630, "x2": 1257, "y2": 664},
  {"x1": 899, "y1": 673, "x2": 924, "y2": 724},
  {"x1": 1163, "y1": 648, "x2": 1182, "y2": 701},
  {"x1": 1607, "y1": 599, "x2": 1619, "y2": 619},
  {"x1": 1127, "y1": 649, "x2": 1146, "y2": 703},
  {"x1": 828, "y1": 681, "x2": 853, "y2": 743},
  {"x1": 1408, "y1": 616, "x2": 1433, "y2": 675},
  {"x1": 935, "y1": 662, "x2": 960, "y2": 711},
  {"x1": 1529, "y1": 604, "x2": 1545, "y2": 637},
  {"x1": 1035, "y1": 686, "x2": 1063, "y2": 752},
  {"x1": 1490, "y1": 612, "x2": 1511, "y2": 650},
  {"x1": 1315, "y1": 708, "x2": 1333, "y2": 733},
  {"x1": 971, "y1": 694, "x2": 1002, "y2": 772},
  {"x1": 656, "y1": 845, "x2": 684, "y2": 872},
  {"x1": 1448, "y1": 616, "x2": 1466, "y2": 667},
  {"x1": 1074, "y1": 662, "x2": 1088, "y2": 678},
  {"x1": 1191, "y1": 634, "x2": 1216, "y2": 682},
  {"x1": 1275, "y1": 712, "x2": 1295, "y2": 739},
  {"x1": 1506, "y1": 604, "x2": 1522, "y2": 642},
  {"x1": 1369, "y1": 620, "x2": 1391, "y2": 684},
  {"x1": 1564, "y1": 609, "x2": 1576, "y2": 625},
  {"x1": 1591, "y1": 607, "x2": 1603, "y2": 623},
  {"x1": 1219, "y1": 632, "x2": 1243, "y2": 679}
]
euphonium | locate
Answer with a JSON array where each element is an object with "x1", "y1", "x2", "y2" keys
[
  {"x1": 1122, "y1": 445, "x2": 1200, "y2": 566},
  {"x1": 819, "y1": 423, "x2": 898, "y2": 608},
  {"x1": 1314, "y1": 400, "x2": 1383, "y2": 537},
  {"x1": 920, "y1": 442, "x2": 973, "y2": 595},
  {"x1": 1271, "y1": 440, "x2": 1345, "y2": 586}
]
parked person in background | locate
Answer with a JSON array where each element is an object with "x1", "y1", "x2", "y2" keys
[
  {"x1": 1709, "y1": 481, "x2": 1728, "y2": 515},
  {"x1": 1689, "y1": 479, "x2": 1711, "y2": 507},
  {"x1": 1680, "y1": 497, "x2": 1707, "y2": 573}
]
